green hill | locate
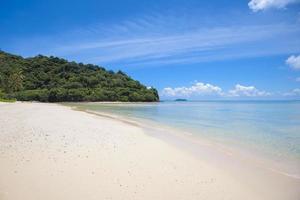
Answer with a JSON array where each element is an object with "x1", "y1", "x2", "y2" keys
[{"x1": 0, "y1": 51, "x2": 159, "y2": 102}]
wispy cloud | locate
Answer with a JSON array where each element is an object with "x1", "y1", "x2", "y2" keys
[
  {"x1": 55, "y1": 23, "x2": 299, "y2": 66},
  {"x1": 248, "y1": 0, "x2": 300, "y2": 12},
  {"x1": 9, "y1": 13, "x2": 300, "y2": 67}
]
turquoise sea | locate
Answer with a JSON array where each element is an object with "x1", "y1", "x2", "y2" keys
[{"x1": 67, "y1": 101, "x2": 300, "y2": 177}]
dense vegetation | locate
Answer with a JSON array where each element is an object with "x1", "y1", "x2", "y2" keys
[{"x1": 0, "y1": 51, "x2": 159, "y2": 102}]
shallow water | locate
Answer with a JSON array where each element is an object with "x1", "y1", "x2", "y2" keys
[{"x1": 66, "y1": 101, "x2": 300, "y2": 176}]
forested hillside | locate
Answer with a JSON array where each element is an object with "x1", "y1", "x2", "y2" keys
[{"x1": 0, "y1": 51, "x2": 159, "y2": 102}]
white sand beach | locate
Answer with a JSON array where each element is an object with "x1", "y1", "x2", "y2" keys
[{"x1": 0, "y1": 102, "x2": 299, "y2": 200}]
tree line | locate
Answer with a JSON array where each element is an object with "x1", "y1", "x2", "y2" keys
[{"x1": 0, "y1": 51, "x2": 159, "y2": 102}]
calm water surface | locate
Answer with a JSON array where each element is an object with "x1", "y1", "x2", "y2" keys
[{"x1": 67, "y1": 101, "x2": 300, "y2": 175}]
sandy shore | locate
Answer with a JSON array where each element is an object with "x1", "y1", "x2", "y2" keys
[{"x1": 0, "y1": 102, "x2": 299, "y2": 200}]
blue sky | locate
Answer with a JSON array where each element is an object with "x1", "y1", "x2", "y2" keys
[{"x1": 1, "y1": 0, "x2": 300, "y2": 99}]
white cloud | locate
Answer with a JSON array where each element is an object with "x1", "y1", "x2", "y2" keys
[
  {"x1": 228, "y1": 84, "x2": 271, "y2": 97},
  {"x1": 292, "y1": 88, "x2": 300, "y2": 95},
  {"x1": 284, "y1": 88, "x2": 300, "y2": 96},
  {"x1": 161, "y1": 82, "x2": 272, "y2": 98},
  {"x1": 286, "y1": 55, "x2": 300, "y2": 70},
  {"x1": 162, "y1": 82, "x2": 223, "y2": 97},
  {"x1": 294, "y1": 88, "x2": 300, "y2": 92},
  {"x1": 248, "y1": 0, "x2": 300, "y2": 12}
]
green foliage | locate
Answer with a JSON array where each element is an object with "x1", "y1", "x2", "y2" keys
[
  {"x1": 0, "y1": 98, "x2": 16, "y2": 102},
  {"x1": 0, "y1": 51, "x2": 159, "y2": 102},
  {"x1": 0, "y1": 89, "x2": 16, "y2": 102}
]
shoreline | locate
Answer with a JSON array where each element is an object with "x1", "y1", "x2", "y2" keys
[
  {"x1": 1, "y1": 102, "x2": 300, "y2": 200},
  {"x1": 67, "y1": 102, "x2": 300, "y2": 180},
  {"x1": 68, "y1": 103, "x2": 300, "y2": 195}
]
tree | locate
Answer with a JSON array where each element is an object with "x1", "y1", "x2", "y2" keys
[
  {"x1": 0, "y1": 51, "x2": 160, "y2": 102},
  {"x1": 7, "y1": 69, "x2": 24, "y2": 92}
]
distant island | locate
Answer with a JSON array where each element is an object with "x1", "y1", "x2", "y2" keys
[
  {"x1": 175, "y1": 99, "x2": 188, "y2": 101},
  {"x1": 0, "y1": 51, "x2": 159, "y2": 102}
]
